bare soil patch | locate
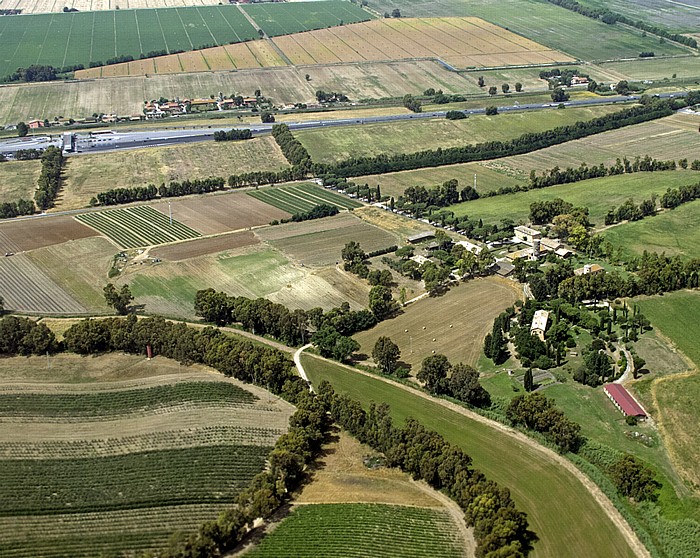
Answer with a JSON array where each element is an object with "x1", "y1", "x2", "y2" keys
[
  {"x1": 151, "y1": 230, "x2": 259, "y2": 261},
  {"x1": 152, "y1": 192, "x2": 290, "y2": 236},
  {"x1": 0, "y1": 215, "x2": 97, "y2": 253}
]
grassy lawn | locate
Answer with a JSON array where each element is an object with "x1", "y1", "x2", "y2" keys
[
  {"x1": 302, "y1": 354, "x2": 636, "y2": 558},
  {"x1": 365, "y1": 0, "x2": 686, "y2": 60},
  {"x1": 296, "y1": 106, "x2": 624, "y2": 164},
  {"x1": 603, "y1": 199, "x2": 700, "y2": 259},
  {"x1": 0, "y1": 159, "x2": 41, "y2": 204},
  {"x1": 58, "y1": 137, "x2": 288, "y2": 211},
  {"x1": 449, "y1": 171, "x2": 697, "y2": 227}
]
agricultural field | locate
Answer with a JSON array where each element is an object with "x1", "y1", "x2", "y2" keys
[
  {"x1": 0, "y1": 6, "x2": 259, "y2": 79},
  {"x1": 256, "y1": 212, "x2": 397, "y2": 267},
  {"x1": 296, "y1": 105, "x2": 626, "y2": 163},
  {"x1": 574, "y1": 0, "x2": 700, "y2": 33},
  {"x1": 603, "y1": 199, "x2": 700, "y2": 259},
  {"x1": 487, "y1": 112, "x2": 700, "y2": 177},
  {"x1": 302, "y1": 353, "x2": 638, "y2": 558},
  {"x1": 59, "y1": 137, "x2": 289, "y2": 210},
  {"x1": 75, "y1": 206, "x2": 201, "y2": 248},
  {"x1": 153, "y1": 192, "x2": 290, "y2": 236},
  {"x1": 0, "y1": 214, "x2": 97, "y2": 253},
  {"x1": 4, "y1": 0, "x2": 236, "y2": 13},
  {"x1": 354, "y1": 278, "x2": 521, "y2": 372},
  {"x1": 448, "y1": 170, "x2": 699, "y2": 227},
  {"x1": 0, "y1": 353, "x2": 293, "y2": 558},
  {"x1": 248, "y1": 503, "x2": 468, "y2": 558},
  {"x1": 0, "y1": 253, "x2": 87, "y2": 314},
  {"x1": 271, "y1": 17, "x2": 573, "y2": 67},
  {"x1": 0, "y1": 159, "x2": 41, "y2": 203},
  {"x1": 247, "y1": 182, "x2": 363, "y2": 214},
  {"x1": 368, "y1": 0, "x2": 688, "y2": 60},
  {"x1": 150, "y1": 230, "x2": 259, "y2": 261},
  {"x1": 242, "y1": 1, "x2": 371, "y2": 37},
  {"x1": 596, "y1": 56, "x2": 700, "y2": 82}
]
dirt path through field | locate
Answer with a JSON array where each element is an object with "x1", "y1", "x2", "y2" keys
[{"x1": 297, "y1": 349, "x2": 652, "y2": 558}]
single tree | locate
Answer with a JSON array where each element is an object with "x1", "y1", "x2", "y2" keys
[
  {"x1": 515, "y1": 82, "x2": 523, "y2": 92},
  {"x1": 523, "y1": 368, "x2": 534, "y2": 392},
  {"x1": 501, "y1": 83, "x2": 510, "y2": 94},
  {"x1": 610, "y1": 454, "x2": 660, "y2": 502},
  {"x1": 372, "y1": 336, "x2": 401, "y2": 374},
  {"x1": 477, "y1": 76, "x2": 485, "y2": 87},
  {"x1": 17, "y1": 122, "x2": 29, "y2": 137},
  {"x1": 103, "y1": 283, "x2": 134, "y2": 315},
  {"x1": 488, "y1": 86, "x2": 497, "y2": 96},
  {"x1": 368, "y1": 285, "x2": 399, "y2": 320},
  {"x1": 391, "y1": 8, "x2": 401, "y2": 17},
  {"x1": 449, "y1": 363, "x2": 490, "y2": 407},
  {"x1": 551, "y1": 87, "x2": 569, "y2": 102},
  {"x1": 417, "y1": 354, "x2": 450, "y2": 394}
]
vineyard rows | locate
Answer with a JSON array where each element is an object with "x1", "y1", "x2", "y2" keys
[
  {"x1": 1, "y1": 445, "x2": 270, "y2": 516},
  {"x1": 249, "y1": 503, "x2": 464, "y2": 558},
  {"x1": 0, "y1": 425, "x2": 285, "y2": 459},
  {"x1": 248, "y1": 183, "x2": 362, "y2": 215},
  {"x1": 75, "y1": 206, "x2": 201, "y2": 248},
  {"x1": 0, "y1": 381, "x2": 257, "y2": 418}
]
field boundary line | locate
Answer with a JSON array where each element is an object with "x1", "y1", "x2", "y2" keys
[
  {"x1": 195, "y1": 6, "x2": 218, "y2": 47},
  {"x1": 174, "y1": 8, "x2": 195, "y2": 51},
  {"x1": 154, "y1": 9, "x2": 171, "y2": 54},
  {"x1": 112, "y1": 10, "x2": 117, "y2": 58},
  {"x1": 300, "y1": 349, "x2": 652, "y2": 558},
  {"x1": 60, "y1": 13, "x2": 76, "y2": 68},
  {"x1": 134, "y1": 10, "x2": 145, "y2": 56}
]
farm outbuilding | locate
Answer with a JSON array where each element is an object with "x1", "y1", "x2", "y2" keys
[
  {"x1": 603, "y1": 384, "x2": 647, "y2": 419},
  {"x1": 514, "y1": 225, "x2": 541, "y2": 245},
  {"x1": 407, "y1": 231, "x2": 435, "y2": 244},
  {"x1": 530, "y1": 310, "x2": 549, "y2": 341}
]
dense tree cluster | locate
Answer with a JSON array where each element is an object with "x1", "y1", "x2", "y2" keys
[
  {"x1": 92, "y1": 178, "x2": 226, "y2": 206},
  {"x1": 194, "y1": 289, "x2": 377, "y2": 349},
  {"x1": 574, "y1": 339, "x2": 613, "y2": 386},
  {"x1": 315, "y1": 90, "x2": 349, "y2": 103},
  {"x1": 321, "y1": 101, "x2": 676, "y2": 178},
  {"x1": 322, "y1": 383, "x2": 535, "y2": 556},
  {"x1": 0, "y1": 198, "x2": 35, "y2": 219},
  {"x1": 609, "y1": 454, "x2": 661, "y2": 502},
  {"x1": 528, "y1": 156, "x2": 679, "y2": 190},
  {"x1": 445, "y1": 110, "x2": 467, "y2": 120},
  {"x1": 271, "y1": 124, "x2": 311, "y2": 168},
  {"x1": 483, "y1": 310, "x2": 511, "y2": 365},
  {"x1": 538, "y1": 68, "x2": 590, "y2": 87},
  {"x1": 529, "y1": 198, "x2": 588, "y2": 225},
  {"x1": 544, "y1": 0, "x2": 698, "y2": 48},
  {"x1": 13, "y1": 149, "x2": 43, "y2": 160},
  {"x1": 288, "y1": 203, "x2": 339, "y2": 223},
  {"x1": 0, "y1": 316, "x2": 57, "y2": 355},
  {"x1": 3, "y1": 64, "x2": 57, "y2": 83},
  {"x1": 659, "y1": 181, "x2": 700, "y2": 209},
  {"x1": 402, "y1": 94, "x2": 421, "y2": 113},
  {"x1": 35, "y1": 146, "x2": 64, "y2": 210},
  {"x1": 417, "y1": 354, "x2": 491, "y2": 408},
  {"x1": 213, "y1": 128, "x2": 253, "y2": 142},
  {"x1": 604, "y1": 196, "x2": 658, "y2": 225},
  {"x1": 506, "y1": 392, "x2": 583, "y2": 453}
]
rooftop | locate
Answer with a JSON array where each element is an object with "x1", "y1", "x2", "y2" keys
[{"x1": 604, "y1": 384, "x2": 647, "y2": 417}]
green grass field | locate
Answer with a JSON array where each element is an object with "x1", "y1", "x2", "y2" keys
[
  {"x1": 0, "y1": 1, "x2": 370, "y2": 79},
  {"x1": 248, "y1": 183, "x2": 363, "y2": 214},
  {"x1": 448, "y1": 171, "x2": 698, "y2": 227},
  {"x1": 248, "y1": 503, "x2": 465, "y2": 558},
  {"x1": 365, "y1": 0, "x2": 687, "y2": 60},
  {"x1": 0, "y1": 159, "x2": 41, "y2": 204},
  {"x1": 302, "y1": 354, "x2": 636, "y2": 558},
  {"x1": 76, "y1": 206, "x2": 201, "y2": 248},
  {"x1": 243, "y1": 1, "x2": 371, "y2": 36},
  {"x1": 603, "y1": 199, "x2": 700, "y2": 259},
  {"x1": 597, "y1": 56, "x2": 700, "y2": 81},
  {"x1": 574, "y1": 0, "x2": 700, "y2": 33},
  {"x1": 637, "y1": 291, "x2": 700, "y2": 369},
  {"x1": 296, "y1": 106, "x2": 625, "y2": 163}
]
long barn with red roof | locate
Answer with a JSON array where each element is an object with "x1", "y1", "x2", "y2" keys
[{"x1": 603, "y1": 384, "x2": 647, "y2": 419}]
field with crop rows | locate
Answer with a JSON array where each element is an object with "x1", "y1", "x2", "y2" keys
[
  {"x1": 248, "y1": 183, "x2": 363, "y2": 215},
  {"x1": 274, "y1": 17, "x2": 573, "y2": 67},
  {"x1": 0, "y1": 354, "x2": 294, "y2": 558},
  {"x1": 4, "y1": 0, "x2": 238, "y2": 13},
  {"x1": 0, "y1": 1, "x2": 368, "y2": 79},
  {"x1": 367, "y1": 0, "x2": 687, "y2": 60},
  {"x1": 249, "y1": 503, "x2": 466, "y2": 558},
  {"x1": 0, "y1": 6, "x2": 258, "y2": 79},
  {"x1": 75, "y1": 206, "x2": 201, "y2": 248},
  {"x1": 243, "y1": 1, "x2": 371, "y2": 37},
  {"x1": 0, "y1": 253, "x2": 87, "y2": 314}
]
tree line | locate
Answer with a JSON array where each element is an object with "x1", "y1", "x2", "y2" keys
[
  {"x1": 319, "y1": 382, "x2": 537, "y2": 557},
  {"x1": 35, "y1": 146, "x2": 64, "y2": 211},
  {"x1": 271, "y1": 124, "x2": 311, "y2": 168},
  {"x1": 213, "y1": 129, "x2": 253, "y2": 142},
  {"x1": 528, "y1": 156, "x2": 684, "y2": 190},
  {"x1": 543, "y1": 0, "x2": 698, "y2": 48},
  {"x1": 319, "y1": 100, "x2": 677, "y2": 178},
  {"x1": 91, "y1": 178, "x2": 226, "y2": 206}
]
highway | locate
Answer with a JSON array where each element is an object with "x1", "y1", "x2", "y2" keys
[{"x1": 0, "y1": 92, "x2": 685, "y2": 157}]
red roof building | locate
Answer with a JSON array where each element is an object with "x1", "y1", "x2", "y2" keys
[{"x1": 604, "y1": 384, "x2": 647, "y2": 418}]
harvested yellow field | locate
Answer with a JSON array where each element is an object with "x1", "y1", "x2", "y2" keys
[
  {"x1": 75, "y1": 17, "x2": 572, "y2": 78},
  {"x1": 278, "y1": 17, "x2": 573, "y2": 68}
]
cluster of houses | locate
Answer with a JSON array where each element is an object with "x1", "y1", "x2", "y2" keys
[{"x1": 143, "y1": 96, "x2": 260, "y2": 119}]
